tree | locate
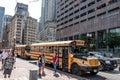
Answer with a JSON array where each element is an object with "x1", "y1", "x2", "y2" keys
[{"x1": 106, "y1": 32, "x2": 120, "y2": 53}]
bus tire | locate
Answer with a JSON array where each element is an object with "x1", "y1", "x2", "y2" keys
[
  {"x1": 71, "y1": 64, "x2": 83, "y2": 76},
  {"x1": 16, "y1": 53, "x2": 20, "y2": 57},
  {"x1": 90, "y1": 71, "x2": 98, "y2": 75}
]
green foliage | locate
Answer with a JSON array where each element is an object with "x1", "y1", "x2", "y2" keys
[{"x1": 106, "y1": 32, "x2": 120, "y2": 48}]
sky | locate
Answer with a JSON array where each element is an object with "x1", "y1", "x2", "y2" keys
[{"x1": 0, "y1": 0, "x2": 41, "y2": 21}]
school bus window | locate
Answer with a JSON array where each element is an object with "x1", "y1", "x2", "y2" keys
[
  {"x1": 50, "y1": 46, "x2": 54, "y2": 53},
  {"x1": 46, "y1": 47, "x2": 49, "y2": 53},
  {"x1": 31, "y1": 47, "x2": 34, "y2": 51},
  {"x1": 36, "y1": 46, "x2": 39, "y2": 52},
  {"x1": 70, "y1": 46, "x2": 88, "y2": 54},
  {"x1": 58, "y1": 47, "x2": 62, "y2": 53},
  {"x1": 49, "y1": 47, "x2": 51, "y2": 52},
  {"x1": 39, "y1": 46, "x2": 43, "y2": 51}
]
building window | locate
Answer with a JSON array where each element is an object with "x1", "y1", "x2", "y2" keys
[
  {"x1": 97, "y1": 0, "x2": 101, "y2": 2},
  {"x1": 74, "y1": 3, "x2": 79, "y2": 7},
  {"x1": 69, "y1": 18, "x2": 73, "y2": 22},
  {"x1": 88, "y1": 1, "x2": 95, "y2": 7},
  {"x1": 97, "y1": 3, "x2": 106, "y2": 10},
  {"x1": 81, "y1": 0, "x2": 87, "y2": 3},
  {"x1": 69, "y1": 1, "x2": 74, "y2": 5},
  {"x1": 80, "y1": 19, "x2": 87, "y2": 22},
  {"x1": 80, "y1": 12, "x2": 87, "y2": 17},
  {"x1": 69, "y1": 7, "x2": 73, "y2": 10},
  {"x1": 69, "y1": 12, "x2": 73, "y2": 16},
  {"x1": 74, "y1": 9, "x2": 79, "y2": 14},
  {"x1": 109, "y1": 0, "x2": 118, "y2": 4},
  {"x1": 108, "y1": 7, "x2": 119, "y2": 13},
  {"x1": 74, "y1": 22, "x2": 79, "y2": 25},
  {"x1": 88, "y1": 9, "x2": 95, "y2": 14},
  {"x1": 88, "y1": 16, "x2": 95, "y2": 20},
  {"x1": 74, "y1": 15, "x2": 79, "y2": 19},
  {"x1": 97, "y1": 12, "x2": 106, "y2": 16},
  {"x1": 80, "y1": 5, "x2": 86, "y2": 10}
]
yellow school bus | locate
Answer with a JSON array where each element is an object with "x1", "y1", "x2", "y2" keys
[
  {"x1": 23, "y1": 40, "x2": 100, "y2": 75},
  {"x1": 15, "y1": 44, "x2": 31, "y2": 59}
]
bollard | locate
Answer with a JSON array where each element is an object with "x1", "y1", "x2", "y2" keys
[{"x1": 29, "y1": 69, "x2": 38, "y2": 80}]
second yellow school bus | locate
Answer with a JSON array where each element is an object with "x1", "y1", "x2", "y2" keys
[{"x1": 15, "y1": 40, "x2": 100, "y2": 75}]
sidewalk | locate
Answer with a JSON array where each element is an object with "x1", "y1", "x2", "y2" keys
[{"x1": 0, "y1": 58, "x2": 87, "y2": 80}]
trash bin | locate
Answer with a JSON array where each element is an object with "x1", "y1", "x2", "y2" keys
[{"x1": 29, "y1": 69, "x2": 37, "y2": 80}]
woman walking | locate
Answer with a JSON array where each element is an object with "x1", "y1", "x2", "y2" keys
[
  {"x1": 41, "y1": 54, "x2": 46, "y2": 76},
  {"x1": 3, "y1": 52, "x2": 15, "y2": 78},
  {"x1": 53, "y1": 50, "x2": 58, "y2": 75},
  {"x1": 38, "y1": 55, "x2": 42, "y2": 78}
]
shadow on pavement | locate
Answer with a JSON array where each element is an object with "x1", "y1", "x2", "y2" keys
[
  {"x1": 29, "y1": 61, "x2": 88, "y2": 80},
  {"x1": 53, "y1": 73, "x2": 59, "y2": 77},
  {"x1": 83, "y1": 74, "x2": 107, "y2": 80},
  {"x1": 102, "y1": 69, "x2": 120, "y2": 75}
]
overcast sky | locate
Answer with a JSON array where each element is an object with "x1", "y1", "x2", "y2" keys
[{"x1": 0, "y1": 0, "x2": 41, "y2": 20}]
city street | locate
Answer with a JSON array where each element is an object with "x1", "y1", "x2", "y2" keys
[
  {"x1": 84, "y1": 68, "x2": 120, "y2": 80},
  {"x1": 0, "y1": 58, "x2": 120, "y2": 80}
]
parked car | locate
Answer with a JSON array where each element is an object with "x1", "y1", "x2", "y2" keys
[{"x1": 88, "y1": 52, "x2": 118, "y2": 71}]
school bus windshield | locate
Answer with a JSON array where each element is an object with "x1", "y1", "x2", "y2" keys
[
  {"x1": 71, "y1": 46, "x2": 88, "y2": 55},
  {"x1": 25, "y1": 46, "x2": 31, "y2": 53}
]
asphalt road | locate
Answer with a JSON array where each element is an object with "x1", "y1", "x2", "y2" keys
[{"x1": 83, "y1": 68, "x2": 120, "y2": 80}]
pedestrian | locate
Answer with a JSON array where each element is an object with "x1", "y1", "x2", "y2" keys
[
  {"x1": 0, "y1": 49, "x2": 3, "y2": 60},
  {"x1": 41, "y1": 54, "x2": 46, "y2": 76},
  {"x1": 110, "y1": 53, "x2": 113, "y2": 58},
  {"x1": 3, "y1": 52, "x2": 15, "y2": 78},
  {"x1": 53, "y1": 50, "x2": 58, "y2": 75},
  {"x1": 11, "y1": 49, "x2": 16, "y2": 68},
  {"x1": 1, "y1": 49, "x2": 8, "y2": 70},
  {"x1": 38, "y1": 55, "x2": 42, "y2": 78}
]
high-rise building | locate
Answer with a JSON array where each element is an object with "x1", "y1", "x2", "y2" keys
[
  {"x1": 3, "y1": 15, "x2": 12, "y2": 27},
  {"x1": 56, "y1": 0, "x2": 120, "y2": 51},
  {"x1": 40, "y1": 0, "x2": 56, "y2": 40},
  {"x1": 23, "y1": 16, "x2": 38, "y2": 44},
  {"x1": 0, "y1": 6, "x2": 5, "y2": 41},
  {"x1": 56, "y1": 0, "x2": 120, "y2": 42},
  {"x1": 15, "y1": 2, "x2": 29, "y2": 16},
  {"x1": 1, "y1": 15, "x2": 12, "y2": 41}
]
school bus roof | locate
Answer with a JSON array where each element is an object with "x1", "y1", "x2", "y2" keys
[
  {"x1": 15, "y1": 45, "x2": 26, "y2": 47},
  {"x1": 30, "y1": 40, "x2": 85, "y2": 46}
]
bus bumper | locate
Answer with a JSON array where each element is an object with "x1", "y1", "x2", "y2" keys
[{"x1": 80, "y1": 66, "x2": 99, "y2": 73}]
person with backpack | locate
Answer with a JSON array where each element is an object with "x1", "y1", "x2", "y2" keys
[{"x1": 3, "y1": 51, "x2": 15, "y2": 78}]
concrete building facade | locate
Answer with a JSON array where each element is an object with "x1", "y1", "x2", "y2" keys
[
  {"x1": 56, "y1": 0, "x2": 120, "y2": 50},
  {"x1": 40, "y1": 0, "x2": 56, "y2": 40},
  {"x1": 23, "y1": 16, "x2": 38, "y2": 44},
  {"x1": 0, "y1": 7, "x2": 5, "y2": 41}
]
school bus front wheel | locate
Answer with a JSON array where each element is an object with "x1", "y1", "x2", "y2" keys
[{"x1": 71, "y1": 63, "x2": 83, "y2": 76}]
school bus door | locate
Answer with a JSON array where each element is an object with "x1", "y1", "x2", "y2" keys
[{"x1": 62, "y1": 47, "x2": 68, "y2": 71}]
